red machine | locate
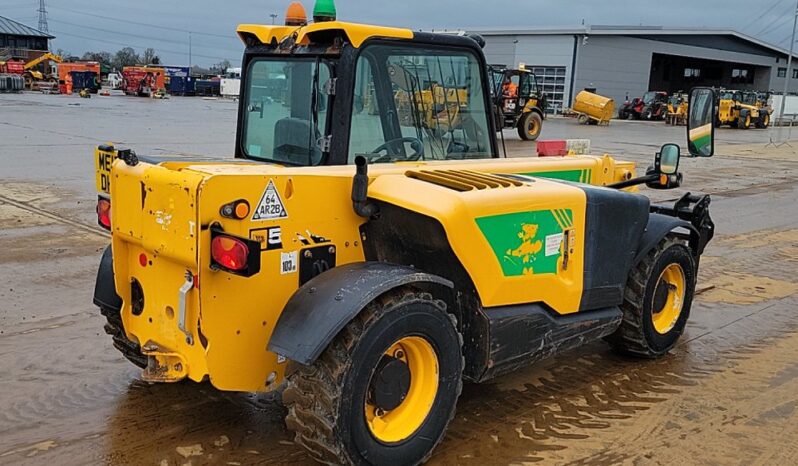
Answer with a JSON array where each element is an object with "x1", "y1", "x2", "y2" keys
[
  {"x1": 618, "y1": 91, "x2": 669, "y2": 120},
  {"x1": 0, "y1": 60, "x2": 24, "y2": 75},
  {"x1": 122, "y1": 66, "x2": 166, "y2": 97}
]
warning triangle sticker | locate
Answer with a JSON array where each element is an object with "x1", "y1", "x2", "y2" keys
[{"x1": 252, "y1": 179, "x2": 288, "y2": 221}]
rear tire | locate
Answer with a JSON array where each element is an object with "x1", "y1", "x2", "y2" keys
[
  {"x1": 607, "y1": 235, "x2": 696, "y2": 358},
  {"x1": 100, "y1": 305, "x2": 147, "y2": 368},
  {"x1": 518, "y1": 112, "x2": 542, "y2": 141},
  {"x1": 283, "y1": 290, "x2": 463, "y2": 465}
]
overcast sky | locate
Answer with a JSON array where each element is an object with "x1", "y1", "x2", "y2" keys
[{"x1": 2, "y1": 0, "x2": 797, "y2": 67}]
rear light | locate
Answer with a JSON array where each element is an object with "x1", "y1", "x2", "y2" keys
[
  {"x1": 210, "y1": 227, "x2": 261, "y2": 277},
  {"x1": 97, "y1": 196, "x2": 111, "y2": 230},
  {"x1": 212, "y1": 236, "x2": 248, "y2": 270}
]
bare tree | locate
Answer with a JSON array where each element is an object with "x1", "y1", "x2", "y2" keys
[
  {"x1": 142, "y1": 48, "x2": 160, "y2": 65},
  {"x1": 113, "y1": 47, "x2": 140, "y2": 69}
]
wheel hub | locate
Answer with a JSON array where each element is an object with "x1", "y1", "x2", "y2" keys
[{"x1": 369, "y1": 355, "x2": 411, "y2": 412}]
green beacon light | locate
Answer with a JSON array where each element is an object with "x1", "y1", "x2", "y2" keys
[{"x1": 313, "y1": 0, "x2": 337, "y2": 22}]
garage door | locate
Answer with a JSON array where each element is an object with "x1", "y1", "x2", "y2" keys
[{"x1": 531, "y1": 66, "x2": 566, "y2": 114}]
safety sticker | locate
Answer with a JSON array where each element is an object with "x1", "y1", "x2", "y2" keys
[
  {"x1": 276, "y1": 354, "x2": 286, "y2": 364},
  {"x1": 250, "y1": 226, "x2": 283, "y2": 251},
  {"x1": 280, "y1": 251, "x2": 298, "y2": 274},
  {"x1": 252, "y1": 179, "x2": 287, "y2": 221},
  {"x1": 545, "y1": 233, "x2": 564, "y2": 257}
]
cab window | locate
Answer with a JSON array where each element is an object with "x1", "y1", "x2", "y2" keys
[
  {"x1": 242, "y1": 58, "x2": 331, "y2": 165},
  {"x1": 349, "y1": 44, "x2": 493, "y2": 163}
]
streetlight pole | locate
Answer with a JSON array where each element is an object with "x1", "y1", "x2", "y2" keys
[
  {"x1": 189, "y1": 32, "x2": 193, "y2": 69},
  {"x1": 270, "y1": 13, "x2": 278, "y2": 24},
  {"x1": 779, "y1": 0, "x2": 798, "y2": 127}
]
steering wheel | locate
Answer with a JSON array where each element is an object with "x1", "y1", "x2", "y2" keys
[{"x1": 370, "y1": 137, "x2": 424, "y2": 162}]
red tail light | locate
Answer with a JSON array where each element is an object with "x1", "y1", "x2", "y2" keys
[
  {"x1": 212, "y1": 236, "x2": 249, "y2": 270},
  {"x1": 210, "y1": 228, "x2": 261, "y2": 276},
  {"x1": 97, "y1": 197, "x2": 111, "y2": 230}
]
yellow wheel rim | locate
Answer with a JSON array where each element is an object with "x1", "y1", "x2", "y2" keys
[
  {"x1": 365, "y1": 336, "x2": 439, "y2": 443},
  {"x1": 528, "y1": 119, "x2": 539, "y2": 135},
  {"x1": 652, "y1": 263, "x2": 686, "y2": 334}
]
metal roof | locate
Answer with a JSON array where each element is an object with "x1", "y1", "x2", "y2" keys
[
  {"x1": 0, "y1": 15, "x2": 54, "y2": 39},
  {"x1": 465, "y1": 25, "x2": 795, "y2": 60}
]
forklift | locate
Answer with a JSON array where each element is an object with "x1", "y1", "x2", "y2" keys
[{"x1": 489, "y1": 65, "x2": 547, "y2": 140}]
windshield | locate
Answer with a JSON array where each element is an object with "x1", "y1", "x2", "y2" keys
[
  {"x1": 349, "y1": 43, "x2": 493, "y2": 163},
  {"x1": 643, "y1": 92, "x2": 656, "y2": 104},
  {"x1": 242, "y1": 58, "x2": 331, "y2": 165}
]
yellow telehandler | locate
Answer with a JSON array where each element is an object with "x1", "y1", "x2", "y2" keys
[{"x1": 91, "y1": 1, "x2": 716, "y2": 463}]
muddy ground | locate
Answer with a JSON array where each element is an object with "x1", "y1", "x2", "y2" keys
[{"x1": 1, "y1": 93, "x2": 797, "y2": 465}]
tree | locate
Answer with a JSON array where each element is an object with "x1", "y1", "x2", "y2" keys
[
  {"x1": 82, "y1": 51, "x2": 113, "y2": 68},
  {"x1": 210, "y1": 59, "x2": 232, "y2": 74},
  {"x1": 113, "y1": 47, "x2": 140, "y2": 69},
  {"x1": 142, "y1": 48, "x2": 160, "y2": 65}
]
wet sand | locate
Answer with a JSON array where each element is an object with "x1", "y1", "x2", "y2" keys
[{"x1": 1, "y1": 93, "x2": 797, "y2": 465}]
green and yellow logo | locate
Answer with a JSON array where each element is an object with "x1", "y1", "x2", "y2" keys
[{"x1": 476, "y1": 209, "x2": 573, "y2": 276}]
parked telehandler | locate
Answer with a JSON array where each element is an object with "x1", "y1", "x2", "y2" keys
[
  {"x1": 715, "y1": 89, "x2": 770, "y2": 129},
  {"x1": 92, "y1": 1, "x2": 716, "y2": 464},
  {"x1": 489, "y1": 65, "x2": 547, "y2": 140},
  {"x1": 666, "y1": 92, "x2": 688, "y2": 126}
]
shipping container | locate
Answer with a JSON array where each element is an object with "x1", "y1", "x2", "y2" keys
[
  {"x1": 195, "y1": 79, "x2": 221, "y2": 96},
  {"x1": 58, "y1": 62, "x2": 101, "y2": 94},
  {"x1": 162, "y1": 66, "x2": 195, "y2": 96},
  {"x1": 70, "y1": 71, "x2": 100, "y2": 93}
]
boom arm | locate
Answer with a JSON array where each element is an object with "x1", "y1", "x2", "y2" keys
[{"x1": 24, "y1": 52, "x2": 62, "y2": 70}]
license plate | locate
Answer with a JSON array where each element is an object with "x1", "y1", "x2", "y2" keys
[{"x1": 95, "y1": 147, "x2": 117, "y2": 194}]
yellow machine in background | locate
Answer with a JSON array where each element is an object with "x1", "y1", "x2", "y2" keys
[
  {"x1": 716, "y1": 89, "x2": 770, "y2": 129},
  {"x1": 90, "y1": 2, "x2": 717, "y2": 464},
  {"x1": 666, "y1": 93, "x2": 688, "y2": 126},
  {"x1": 570, "y1": 90, "x2": 615, "y2": 125},
  {"x1": 22, "y1": 51, "x2": 62, "y2": 89}
]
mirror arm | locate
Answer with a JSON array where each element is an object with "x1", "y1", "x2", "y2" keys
[{"x1": 606, "y1": 173, "x2": 660, "y2": 190}]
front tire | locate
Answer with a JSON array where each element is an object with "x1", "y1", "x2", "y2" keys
[
  {"x1": 607, "y1": 235, "x2": 696, "y2": 358},
  {"x1": 518, "y1": 111, "x2": 542, "y2": 141},
  {"x1": 283, "y1": 290, "x2": 463, "y2": 465}
]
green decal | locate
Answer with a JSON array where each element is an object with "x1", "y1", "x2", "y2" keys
[
  {"x1": 476, "y1": 209, "x2": 571, "y2": 276},
  {"x1": 521, "y1": 169, "x2": 592, "y2": 183}
]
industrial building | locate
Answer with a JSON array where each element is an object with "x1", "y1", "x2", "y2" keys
[
  {"x1": 0, "y1": 15, "x2": 53, "y2": 61},
  {"x1": 474, "y1": 26, "x2": 798, "y2": 114}
]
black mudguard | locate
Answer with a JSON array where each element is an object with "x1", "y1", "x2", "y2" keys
[
  {"x1": 268, "y1": 262, "x2": 453, "y2": 365},
  {"x1": 94, "y1": 245, "x2": 122, "y2": 311},
  {"x1": 633, "y1": 213, "x2": 697, "y2": 264}
]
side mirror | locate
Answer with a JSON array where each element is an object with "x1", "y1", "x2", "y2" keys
[
  {"x1": 687, "y1": 87, "x2": 715, "y2": 157},
  {"x1": 656, "y1": 143, "x2": 680, "y2": 175}
]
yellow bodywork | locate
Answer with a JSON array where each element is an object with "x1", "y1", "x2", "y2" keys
[
  {"x1": 572, "y1": 90, "x2": 615, "y2": 124},
  {"x1": 96, "y1": 147, "x2": 636, "y2": 392},
  {"x1": 237, "y1": 21, "x2": 413, "y2": 48}
]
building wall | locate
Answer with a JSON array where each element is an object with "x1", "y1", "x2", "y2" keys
[
  {"x1": 573, "y1": 35, "x2": 786, "y2": 111},
  {"x1": 769, "y1": 57, "x2": 798, "y2": 95},
  {"x1": 481, "y1": 31, "x2": 798, "y2": 115},
  {"x1": 0, "y1": 34, "x2": 48, "y2": 50}
]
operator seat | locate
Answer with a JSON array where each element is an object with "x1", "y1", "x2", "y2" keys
[{"x1": 273, "y1": 117, "x2": 323, "y2": 165}]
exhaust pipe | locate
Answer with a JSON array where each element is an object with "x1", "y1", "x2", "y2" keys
[{"x1": 352, "y1": 155, "x2": 379, "y2": 218}]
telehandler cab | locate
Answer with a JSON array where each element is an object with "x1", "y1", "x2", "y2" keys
[{"x1": 92, "y1": 1, "x2": 716, "y2": 463}]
